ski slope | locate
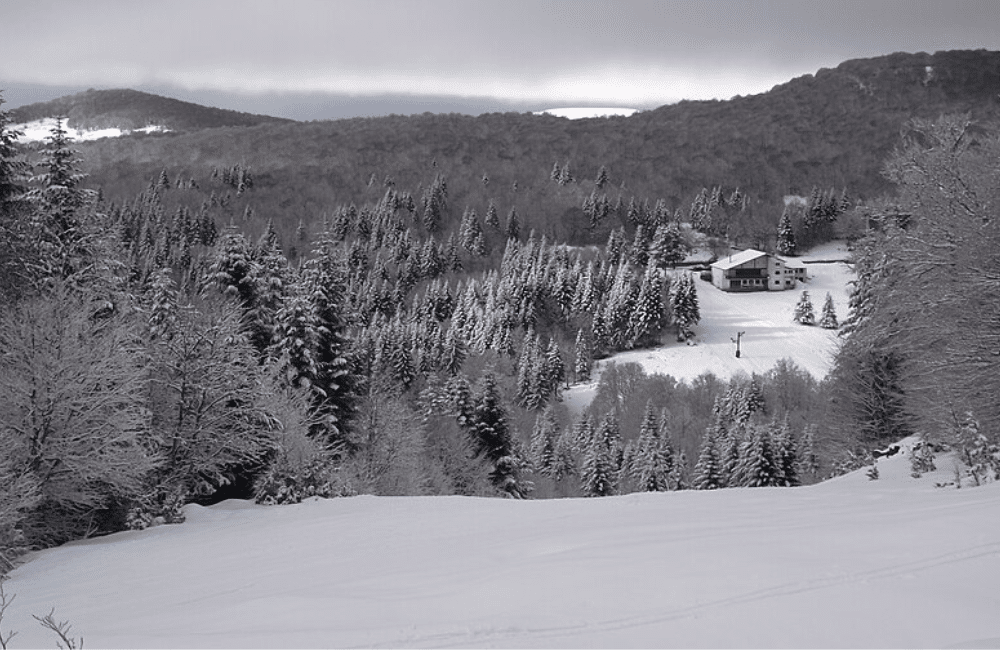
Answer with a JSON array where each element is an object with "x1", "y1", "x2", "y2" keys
[
  {"x1": 564, "y1": 242, "x2": 854, "y2": 415},
  {"x1": 3, "y1": 441, "x2": 999, "y2": 648}
]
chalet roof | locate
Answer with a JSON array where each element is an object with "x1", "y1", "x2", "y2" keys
[
  {"x1": 711, "y1": 249, "x2": 768, "y2": 270},
  {"x1": 782, "y1": 257, "x2": 806, "y2": 268}
]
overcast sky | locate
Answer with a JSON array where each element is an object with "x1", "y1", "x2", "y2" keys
[{"x1": 3, "y1": 0, "x2": 1000, "y2": 119}]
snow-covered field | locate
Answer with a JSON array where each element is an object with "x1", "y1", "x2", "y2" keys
[
  {"x1": 564, "y1": 242, "x2": 854, "y2": 415},
  {"x1": 3, "y1": 439, "x2": 998, "y2": 648},
  {"x1": 12, "y1": 117, "x2": 169, "y2": 142}
]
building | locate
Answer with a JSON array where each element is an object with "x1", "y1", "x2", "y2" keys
[{"x1": 710, "y1": 249, "x2": 807, "y2": 292}]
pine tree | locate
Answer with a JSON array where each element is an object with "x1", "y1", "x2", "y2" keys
[
  {"x1": 818, "y1": 292, "x2": 838, "y2": 329},
  {"x1": 505, "y1": 206, "x2": 520, "y2": 241},
  {"x1": 471, "y1": 372, "x2": 526, "y2": 497},
  {"x1": 484, "y1": 199, "x2": 500, "y2": 230},
  {"x1": 793, "y1": 290, "x2": 816, "y2": 325},
  {"x1": 733, "y1": 423, "x2": 781, "y2": 487},
  {"x1": 693, "y1": 425, "x2": 724, "y2": 489},
  {"x1": 670, "y1": 272, "x2": 700, "y2": 341},
  {"x1": 776, "y1": 208, "x2": 797, "y2": 256},
  {"x1": 632, "y1": 402, "x2": 671, "y2": 491},
  {"x1": 580, "y1": 430, "x2": 616, "y2": 497},
  {"x1": 628, "y1": 265, "x2": 665, "y2": 348},
  {"x1": 573, "y1": 328, "x2": 592, "y2": 383},
  {"x1": 649, "y1": 222, "x2": 686, "y2": 269},
  {"x1": 529, "y1": 406, "x2": 559, "y2": 475},
  {"x1": 595, "y1": 165, "x2": 609, "y2": 190}
]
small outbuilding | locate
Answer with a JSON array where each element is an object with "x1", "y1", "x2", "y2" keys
[{"x1": 710, "y1": 249, "x2": 806, "y2": 292}]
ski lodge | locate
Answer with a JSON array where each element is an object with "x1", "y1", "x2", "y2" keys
[{"x1": 710, "y1": 249, "x2": 806, "y2": 292}]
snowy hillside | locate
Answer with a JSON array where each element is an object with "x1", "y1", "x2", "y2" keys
[
  {"x1": 564, "y1": 241, "x2": 854, "y2": 415},
  {"x1": 2, "y1": 439, "x2": 998, "y2": 648},
  {"x1": 12, "y1": 117, "x2": 170, "y2": 142}
]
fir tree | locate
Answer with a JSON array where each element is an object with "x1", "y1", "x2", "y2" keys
[
  {"x1": 670, "y1": 272, "x2": 701, "y2": 341},
  {"x1": 580, "y1": 429, "x2": 616, "y2": 497},
  {"x1": 793, "y1": 290, "x2": 816, "y2": 325},
  {"x1": 776, "y1": 208, "x2": 797, "y2": 256},
  {"x1": 529, "y1": 406, "x2": 559, "y2": 475},
  {"x1": 693, "y1": 425, "x2": 724, "y2": 490},
  {"x1": 628, "y1": 265, "x2": 665, "y2": 348},
  {"x1": 484, "y1": 199, "x2": 500, "y2": 230},
  {"x1": 818, "y1": 292, "x2": 838, "y2": 329},
  {"x1": 573, "y1": 328, "x2": 592, "y2": 383},
  {"x1": 505, "y1": 206, "x2": 520, "y2": 241},
  {"x1": 470, "y1": 372, "x2": 526, "y2": 497},
  {"x1": 733, "y1": 423, "x2": 781, "y2": 487},
  {"x1": 595, "y1": 165, "x2": 609, "y2": 190},
  {"x1": 649, "y1": 222, "x2": 686, "y2": 269}
]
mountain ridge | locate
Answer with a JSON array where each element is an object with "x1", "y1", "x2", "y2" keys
[{"x1": 8, "y1": 87, "x2": 291, "y2": 132}]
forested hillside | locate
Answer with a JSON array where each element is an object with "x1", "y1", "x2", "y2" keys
[
  {"x1": 1, "y1": 49, "x2": 998, "y2": 573},
  {"x1": 62, "y1": 49, "x2": 1000, "y2": 251},
  {"x1": 10, "y1": 88, "x2": 291, "y2": 132}
]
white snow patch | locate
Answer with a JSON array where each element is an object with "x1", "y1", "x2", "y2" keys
[
  {"x1": 536, "y1": 107, "x2": 638, "y2": 119},
  {"x1": 2, "y1": 446, "x2": 998, "y2": 649},
  {"x1": 565, "y1": 243, "x2": 854, "y2": 413},
  {"x1": 12, "y1": 117, "x2": 170, "y2": 142}
]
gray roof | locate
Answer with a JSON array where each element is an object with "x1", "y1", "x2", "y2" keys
[{"x1": 711, "y1": 249, "x2": 768, "y2": 270}]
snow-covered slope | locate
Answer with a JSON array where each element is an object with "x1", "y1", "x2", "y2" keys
[
  {"x1": 563, "y1": 242, "x2": 854, "y2": 415},
  {"x1": 12, "y1": 117, "x2": 170, "y2": 142},
  {"x1": 3, "y1": 442, "x2": 998, "y2": 649}
]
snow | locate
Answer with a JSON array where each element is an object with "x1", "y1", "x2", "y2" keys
[
  {"x1": 11, "y1": 117, "x2": 170, "y2": 142},
  {"x1": 3, "y1": 438, "x2": 999, "y2": 648},
  {"x1": 563, "y1": 241, "x2": 854, "y2": 415},
  {"x1": 536, "y1": 107, "x2": 639, "y2": 119}
]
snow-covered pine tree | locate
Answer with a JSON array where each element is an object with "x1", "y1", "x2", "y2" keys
[
  {"x1": 631, "y1": 402, "x2": 670, "y2": 491},
  {"x1": 471, "y1": 372, "x2": 527, "y2": 497},
  {"x1": 818, "y1": 292, "x2": 838, "y2": 329},
  {"x1": 793, "y1": 290, "x2": 816, "y2": 325},
  {"x1": 628, "y1": 264, "x2": 665, "y2": 348},
  {"x1": 693, "y1": 424, "x2": 724, "y2": 490},
  {"x1": 573, "y1": 328, "x2": 592, "y2": 383},
  {"x1": 505, "y1": 206, "x2": 520, "y2": 241},
  {"x1": 796, "y1": 424, "x2": 820, "y2": 480},
  {"x1": 776, "y1": 208, "x2": 797, "y2": 256},
  {"x1": 145, "y1": 267, "x2": 178, "y2": 341},
  {"x1": 551, "y1": 426, "x2": 578, "y2": 481},
  {"x1": 580, "y1": 429, "x2": 616, "y2": 497},
  {"x1": 542, "y1": 338, "x2": 566, "y2": 398},
  {"x1": 771, "y1": 416, "x2": 799, "y2": 486},
  {"x1": 733, "y1": 423, "x2": 781, "y2": 487},
  {"x1": 670, "y1": 272, "x2": 701, "y2": 341},
  {"x1": 649, "y1": 221, "x2": 686, "y2": 269},
  {"x1": 529, "y1": 406, "x2": 559, "y2": 475},
  {"x1": 484, "y1": 199, "x2": 500, "y2": 230}
]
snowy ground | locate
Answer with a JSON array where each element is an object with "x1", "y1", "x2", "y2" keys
[
  {"x1": 3, "y1": 439, "x2": 998, "y2": 649},
  {"x1": 564, "y1": 242, "x2": 854, "y2": 416},
  {"x1": 12, "y1": 117, "x2": 169, "y2": 142}
]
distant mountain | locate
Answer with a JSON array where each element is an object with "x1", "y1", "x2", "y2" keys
[
  {"x1": 9, "y1": 88, "x2": 291, "y2": 134},
  {"x1": 40, "y1": 49, "x2": 1000, "y2": 248}
]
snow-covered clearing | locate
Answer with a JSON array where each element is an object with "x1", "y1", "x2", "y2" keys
[
  {"x1": 2, "y1": 439, "x2": 998, "y2": 648},
  {"x1": 564, "y1": 242, "x2": 854, "y2": 415},
  {"x1": 12, "y1": 117, "x2": 169, "y2": 142}
]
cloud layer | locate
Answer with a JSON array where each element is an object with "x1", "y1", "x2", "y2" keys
[{"x1": 4, "y1": 0, "x2": 1000, "y2": 106}]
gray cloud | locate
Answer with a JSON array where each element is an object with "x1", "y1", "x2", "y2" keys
[{"x1": 3, "y1": 0, "x2": 999, "y2": 106}]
